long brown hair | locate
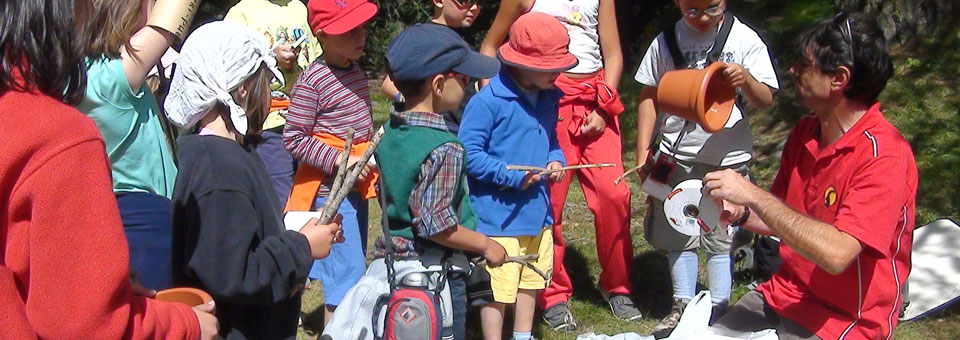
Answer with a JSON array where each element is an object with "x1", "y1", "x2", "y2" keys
[
  {"x1": 237, "y1": 66, "x2": 272, "y2": 136},
  {"x1": 86, "y1": 0, "x2": 146, "y2": 58}
]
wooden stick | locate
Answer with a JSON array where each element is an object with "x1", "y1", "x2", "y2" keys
[
  {"x1": 478, "y1": 254, "x2": 549, "y2": 280},
  {"x1": 319, "y1": 127, "x2": 386, "y2": 224},
  {"x1": 326, "y1": 128, "x2": 355, "y2": 199},
  {"x1": 614, "y1": 165, "x2": 644, "y2": 185},
  {"x1": 505, "y1": 163, "x2": 615, "y2": 175}
]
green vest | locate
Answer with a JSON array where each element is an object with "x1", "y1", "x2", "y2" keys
[{"x1": 376, "y1": 118, "x2": 477, "y2": 241}]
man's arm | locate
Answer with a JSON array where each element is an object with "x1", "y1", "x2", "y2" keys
[{"x1": 704, "y1": 170, "x2": 862, "y2": 275}]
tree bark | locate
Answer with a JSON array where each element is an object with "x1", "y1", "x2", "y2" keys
[{"x1": 837, "y1": 0, "x2": 955, "y2": 44}]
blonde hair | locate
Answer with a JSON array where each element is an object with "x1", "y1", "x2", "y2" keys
[{"x1": 86, "y1": 0, "x2": 145, "y2": 58}]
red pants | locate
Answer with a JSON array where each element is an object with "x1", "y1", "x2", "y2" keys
[{"x1": 538, "y1": 73, "x2": 634, "y2": 309}]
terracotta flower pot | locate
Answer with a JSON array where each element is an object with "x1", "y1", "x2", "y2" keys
[
  {"x1": 656, "y1": 62, "x2": 736, "y2": 133},
  {"x1": 155, "y1": 287, "x2": 213, "y2": 307}
]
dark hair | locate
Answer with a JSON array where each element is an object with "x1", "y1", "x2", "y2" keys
[
  {"x1": 0, "y1": 0, "x2": 91, "y2": 104},
  {"x1": 795, "y1": 12, "x2": 893, "y2": 103}
]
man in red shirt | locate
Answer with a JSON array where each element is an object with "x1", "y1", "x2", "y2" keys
[{"x1": 702, "y1": 12, "x2": 917, "y2": 340}]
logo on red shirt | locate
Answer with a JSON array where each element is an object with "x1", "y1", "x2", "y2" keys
[{"x1": 824, "y1": 186, "x2": 837, "y2": 208}]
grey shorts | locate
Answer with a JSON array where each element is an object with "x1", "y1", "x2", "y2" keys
[
  {"x1": 643, "y1": 160, "x2": 749, "y2": 253},
  {"x1": 712, "y1": 290, "x2": 821, "y2": 340}
]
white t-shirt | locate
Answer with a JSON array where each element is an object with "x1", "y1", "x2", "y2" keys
[
  {"x1": 634, "y1": 16, "x2": 779, "y2": 166},
  {"x1": 530, "y1": 0, "x2": 602, "y2": 74}
]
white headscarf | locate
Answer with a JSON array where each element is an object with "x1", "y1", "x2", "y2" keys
[{"x1": 164, "y1": 21, "x2": 283, "y2": 135}]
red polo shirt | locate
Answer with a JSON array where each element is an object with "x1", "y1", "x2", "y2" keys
[{"x1": 756, "y1": 103, "x2": 917, "y2": 340}]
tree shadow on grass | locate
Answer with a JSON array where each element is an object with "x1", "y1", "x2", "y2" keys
[{"x1": 630, "y1": 250, "x2": 674, "y2": 319}]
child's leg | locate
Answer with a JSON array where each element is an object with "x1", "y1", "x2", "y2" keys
[
  {"x1": 481, "y1": 302, "x2": 506, "y2": 340},
  {"x1": 706, "y1": 251, "x2": 732, "y2": 305},
  {"x1": 667, "y1": 250, "x2": 698, "y2": 301},
  {"x1": 308, "y1": 192, "x2": 368, "y2": 322},
  {"x1": 513, "y1": 289, "x2": 538, "y2": 338}
]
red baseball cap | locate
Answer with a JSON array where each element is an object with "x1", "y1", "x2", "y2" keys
[
  {"x1": 307, "y1": 0, "x2": 378, "y2": 35},
  {"x1": 498, "y1": 12, "x2": 578, "y2": 72}
]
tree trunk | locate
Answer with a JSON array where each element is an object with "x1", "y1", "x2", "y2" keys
[{"x1": 837, "y1": 0, "x2": 955, "y2": 45}]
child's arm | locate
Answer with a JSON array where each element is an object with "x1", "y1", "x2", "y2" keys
[
  {"x1": 186, "y1": 189, "x2": 314, "y2": 306},
  {"x1": 409, "y1": 142, "x2": 507, "y2": 266},
  {"x1": 381, "y1": 75, "x2": 401, "y2": 102},
  {"x1": 457, "y1": 100, "x2": 527, "y2": 189},
  {"x1": 478, "y1": 0, "x2": 532, "y2": 86},
  {"x1": 636, "y1": 86, "x2": 658, "y2": 168},
  {"x1": 283, "y1": 80, "x2": 341, "y2": 174},
  {"x1": 597, "y1": 0, "x2": 624, "y2": 89},
  {"x1": 720, "y1": 63, "x2": 774, "y2": 109}
]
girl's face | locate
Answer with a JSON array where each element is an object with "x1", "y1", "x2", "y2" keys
[{"x1": 319, "y1": 24, "x2": 368, "y2": 62}]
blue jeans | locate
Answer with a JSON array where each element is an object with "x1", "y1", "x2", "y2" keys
[
  {"x1": 668, "y1": 250, "x2": 731, "y2": 305},
  {"x1": 310, "y1": 192, "x2": 368, "y2": 306},
  {"x1": 254, "y1": 128, "x2": 296, "y2": 208},
  {"x1": 116, "y1": 192, "x2": 172, "y2": 290},
  {"x1": 449, "y1": 272, "x2": 467, "y2": 340}
]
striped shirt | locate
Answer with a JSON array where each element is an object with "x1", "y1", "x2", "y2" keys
[{"x1": 283, "y1": 60, "x2": 373, "y2": 176}]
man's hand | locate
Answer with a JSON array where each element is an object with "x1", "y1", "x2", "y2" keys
[
  {"x1": 702, "y1": 169, "x2": 759, "y2": 206},
  {"x1": 482, "y1": 238, "x2": 508, "y2": 267},
  {"x1": 192, "y1": 301, "x2": 219, "y2": 340},
  {"x1": 520, "y1": 171, "x2": 543, "y2": 190},
  {"x1": 546, "y1": 161, "x2": 565, "y2": 182},
  {"x1": 580, "y1": 110, "x2": 606, "y2": 136},
  {"x1": 721, "y1": 63, "x2": 747, "y2": 88},
  {"x1": 274, "y1": 44, "x2": 299, "y2": 71},
  {"x1": 299, "y1": 215, "x2": 344, "y2": 259}
]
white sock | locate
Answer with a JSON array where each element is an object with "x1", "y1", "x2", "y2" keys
[{"x1": 513, "y1": 331, "x2": 532, "y2": 340}]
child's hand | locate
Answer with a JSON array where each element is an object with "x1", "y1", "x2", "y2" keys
[
  {"x1": 721, "y1": 63, "x2": 747, "y2": 88},
  {"x1": 192, "y1": 301, "x2": 219, "y2": 340},
  {"x1": 546, "y1": 161, "x2": 566, "y2": 182},
  {"x1": 274, "y1": 44, "x2": 299, "y2": 71},
  {"x1": 482, "y1": 238, "x2": 508, "y2": 267},
  {"x1": 579, "y1": 110, "x2": 606, "y2": 136},
  {"x1": 338, "y1": 154, "x2": 374, "y2": 181},
  {"x1": 298, "y1": 215, "x2": 344, "y2": 259},
  {"x1": 520, "y1": 171, "x2": 543, "y2": 190},
  {"x1": 718, "y1": 199, "x2": 745, "y2": 226}
]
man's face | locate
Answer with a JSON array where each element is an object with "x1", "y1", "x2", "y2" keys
[
  {"x1": 790, "y1": 54, "x2": 833, "y2": 112},
  {"x1": 676, "y1": 0, "x2": 726, "y2": 33}
]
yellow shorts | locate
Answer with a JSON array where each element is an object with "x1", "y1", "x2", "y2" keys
[{"x1": 485, "y1": 228, "x2": 554, "y2": 304}]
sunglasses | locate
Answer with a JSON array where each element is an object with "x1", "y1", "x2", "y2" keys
[
  {"x1": 684, "y1": 5, "x2": 725, "y2": 18},
  {"x1": 451, "y1": 0, "x2": 479, "y2": 8}
]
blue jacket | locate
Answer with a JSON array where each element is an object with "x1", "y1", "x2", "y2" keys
[{"x1": 458, "y1": 70, "x2": 566, "y2": 237}]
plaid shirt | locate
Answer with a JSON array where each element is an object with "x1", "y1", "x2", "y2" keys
[{"x1": 373, "y1": 111, "x2": 465, "y2": 259}]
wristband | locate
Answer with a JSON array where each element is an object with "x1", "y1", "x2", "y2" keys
[
  {"x1": 395, "y1": 92, "x2": 405, "y2": 103},
  {"x1": 731, "y1": 206, "x2": 750, "y2": 227}
]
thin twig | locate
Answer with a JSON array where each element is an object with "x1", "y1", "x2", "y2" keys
[
  {"x1": 614, "y1": 164, "x2": 652, "y2": 185},
  {"x1": 477, "y1": 254, "x2": 550, "y2": 280},
  {"x1": 506, "y1": 163, "x2": 615, "y2": 175},
  {"x1": 319, "y1": 127, "x2": 386, "y2": 224}
]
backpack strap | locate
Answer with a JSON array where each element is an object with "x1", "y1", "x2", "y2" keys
[
  {"x1": 374, "y1": 154, "x2": 399, "y2": 291},
  {"x1": 707, "y1": 13, "x2": 735, "y2": 64},
  {"x1": 663, "y1": 22, "x2": 687, "y2": 69}
]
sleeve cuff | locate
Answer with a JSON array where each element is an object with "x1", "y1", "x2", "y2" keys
[{"x1": 416, "y1": 206, "x2": 460, "y2": 237}]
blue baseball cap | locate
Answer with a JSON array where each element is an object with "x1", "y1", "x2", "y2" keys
[{"x1": 387, "y1": 23, "x2": 500, "y2": 82}]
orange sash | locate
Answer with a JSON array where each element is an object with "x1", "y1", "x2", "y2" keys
[{"x1": 283, "y1": 133, "x2": 379, "y2": 213}]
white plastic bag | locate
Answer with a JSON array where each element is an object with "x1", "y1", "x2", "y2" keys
[{"x1": 663, "y1": 291, "x2": 779, "y2": 340}]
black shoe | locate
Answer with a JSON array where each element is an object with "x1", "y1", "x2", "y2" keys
[{"x1": 542, "y1": 302, "x2": 577, "y2": 331}]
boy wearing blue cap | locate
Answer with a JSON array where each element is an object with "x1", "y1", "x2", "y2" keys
[
  {"x1": 375, "y1": 23, "x2": 507, "y2": 340},
  {"x1": 457, "y1": 12, "x2": 575, "y2": 340}
]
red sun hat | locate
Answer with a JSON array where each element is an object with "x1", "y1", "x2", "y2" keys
[
  {"x1": 498, "y1": 12, "x2": 578, "y2": 72},
  {"x1": 307, "y1": 0, "x2": 378, "y2": 35}
]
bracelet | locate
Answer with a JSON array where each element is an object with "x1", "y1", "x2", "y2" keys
[
  {"x1": 731, "y1": 207, "x2": 751, "y2": 227},
  {"x1": 394, "y1": 92, "x2": 405, "y2": 103}
]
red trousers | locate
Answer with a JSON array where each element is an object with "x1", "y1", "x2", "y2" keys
[{"x1": 538, "y1": 72, "x2": 634, "y2": 309}]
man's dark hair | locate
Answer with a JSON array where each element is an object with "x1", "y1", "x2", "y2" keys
[
  {"x1": 0, "y1": 0, "x2": 91, "y2": 105},
  {"x1": 796, "y1": 12, "x2": 893, "y2": 104}
]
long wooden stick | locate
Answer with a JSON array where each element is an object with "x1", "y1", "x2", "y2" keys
[
  {"x1": 319, "y1": 127, "x2": 386, "y2": 224},
  {"x1": 326, "y1": 128, "x2": 355, "y2": 199},
  {"x1": 506, "y1": 163, "x2": 615, "y2": 175}
]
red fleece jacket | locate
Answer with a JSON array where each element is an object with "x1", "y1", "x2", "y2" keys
[{"x1": 0, "y1": 89, "x2": 200, "y2": 340}]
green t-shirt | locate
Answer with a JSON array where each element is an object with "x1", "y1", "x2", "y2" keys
[{"x1": 78, "y1": 57, "x2": 177, "y2": 198}]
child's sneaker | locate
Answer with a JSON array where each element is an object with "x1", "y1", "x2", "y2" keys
[
  {"x1": 542, "y1": 302, "x2": 577, "y2": 331},
  {"x1": 607, "y1": 294, "x2": 643, "y2": 321},
  {"x1": 651, "y1": 298, "x2": 688, "y2": 339}
]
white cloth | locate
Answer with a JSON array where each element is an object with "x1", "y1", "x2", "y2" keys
[
  {"x1": 530, "y1": 0, "x2": 602, "y2": 74},
  {"x1": 577, "y1": 332, "x2": 652, "y2": 340},
  {"x1": 164, "y1": 21, "x2": 283, "y2": 135},
  {"x1": 634, "y1": 17, "x2": 779, "y2": 166}
]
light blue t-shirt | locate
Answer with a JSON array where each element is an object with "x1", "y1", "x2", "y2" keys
[{"x1": 78, "y1": 57, "x2": 177, "y2": 198}]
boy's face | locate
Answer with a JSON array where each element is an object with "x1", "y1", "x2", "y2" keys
[
  {"x1": 513, "y1": 67, "x2": 560, "y2": 91},
  {"x1": 317, "y1": 24, "x2": 368, "y2": 61},
  {"x1": 439, "y1": 0, "x2": 480, "y2": 28},
  {"x1": 436, "y1": 72, "x2": 469, "y2": 111},
  {"x1": 676, "y1": 0, "x2": 726, "y2": 32}
]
